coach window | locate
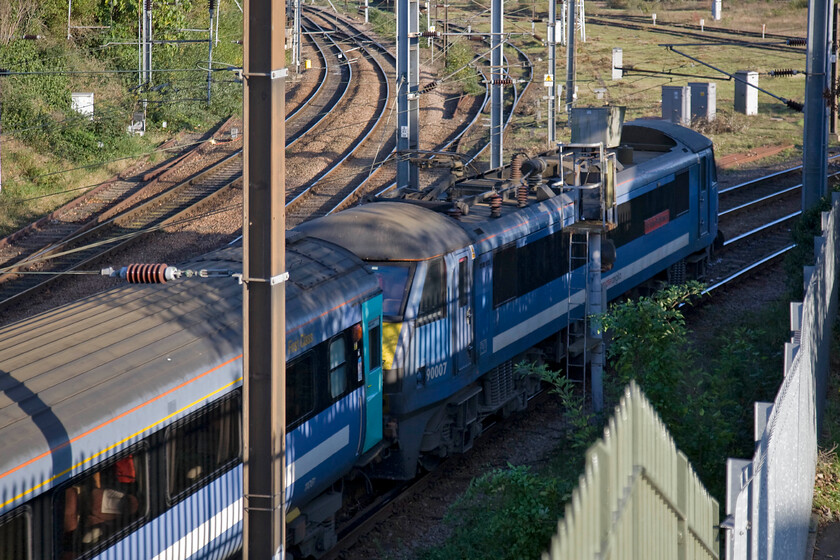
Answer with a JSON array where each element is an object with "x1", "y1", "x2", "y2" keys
[
  {"x1": 0, "y1": 508, "x2": 30, "y2": 560},
  {"x1": 166, "y1": 395, "x2": 241, "y2": 502},
  {"x1": 55, "y1": 449, "x2": 148, "y2": 559},
  {"x1": 368, "y1": 321, "x2": 381, "y2": 371},
  {"x1": 418, "y1": 257, "x2": 446, "y2": 321},
  {"x1": 288, "y1": 351, "x2": 316, "y2": 428},
  {"x1": 329, "y1": 336, "x2": 348, "y2": 399}
]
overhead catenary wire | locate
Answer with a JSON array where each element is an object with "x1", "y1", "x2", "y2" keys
[
  {"x1": 0, "y1": 200, "x2": 243, "y2": 275},
  {"x1": 662, "y1": 43, "x2": 805, "y2": 111},
  {"x1": 0, "y1": 136, "x2": 217, "y2": 190}
]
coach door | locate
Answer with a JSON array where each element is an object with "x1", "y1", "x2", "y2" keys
[
  {"x1": 361, "y1": 295, "x2": 383, "y2": 453},
  {"x1": 453, "y1": 247, "x2": 475, "y2": 375},
  {"x1": 698, "y1": 160, "x2": 710, "y2": 238}
]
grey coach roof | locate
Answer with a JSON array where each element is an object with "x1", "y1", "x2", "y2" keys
[{"x1": 296, "y1": 201, "x2": 474, "y2": 261}]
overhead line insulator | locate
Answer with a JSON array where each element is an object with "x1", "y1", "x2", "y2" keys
[
  {"x1": 419, "y1": 81, "x2": 439, "y2": 93},
  {"x1": 486, "y1": 78, "x2": 513, "y2": 86},
  {"x1": 786, "y1": 38, "x2": 806, "y2": 46},
  {"x1": 785, "y1": 99, "x2": 804, "y2": 112},
  {"x1": 770, "y1": 69, "x2": 798, "y2": 77}
]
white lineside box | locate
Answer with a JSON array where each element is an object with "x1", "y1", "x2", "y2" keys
[
  {"x1": 71, "y1": 92, "x2": 94, "y2": 120},
  {"x1": 734, "y1": 70, "x2": 759, "y2": 115}
]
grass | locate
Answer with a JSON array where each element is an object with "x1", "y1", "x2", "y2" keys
[
  {"x1": 420, "y1": 0, "x2": 814, "y2": 157},
  {"x1": 814, "y1": 327, "x2": 840, "y2": 524},
  {"x1": 0, "y1": 1, "x2": 244, "y2": 238},
  {"x1": 414, "y1": 288, "x2": 792, "y2": 560}
]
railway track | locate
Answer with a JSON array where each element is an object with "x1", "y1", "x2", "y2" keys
[
  {"x1": 0, "y1": 148, "x2": 244, "y2": 311},
  {"x1": 592, "y1": 11, "x2": 802, "y2": 43},
  {"x1": 373, "y1": 22, "x2": 534, "y2": 198},
  {"x1": 704, "y1": 156, "x2": 840, "y2": 294},
  {"x1": 285, "y1": 8, "x2": 396, "y2": 224},
  {"x1": 286, "y1": 23, "x2": 342, "y2": 146},
  {"x1": 0, "y1": 12, "x2": 393, "y2": 309},
  {"x1": 587, "y1": 13, "x2": 804, "y2": 54},
  {"x1": 0, "y1": 7, "x2": 489, "y2": 312}
]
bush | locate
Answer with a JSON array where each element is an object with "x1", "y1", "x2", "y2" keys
[
  {"x1": 368, "y1": 8, "x2": 396, "y2": 36},
  {"x1": 422, "y1": 465, "x2": 572, "y2": 560},
  {"x1": 445, "y1": 41, "x2": 483, "y2": 96}
]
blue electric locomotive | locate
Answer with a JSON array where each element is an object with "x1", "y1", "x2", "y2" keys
[
  {"x1": 0, "y1": 238, "x2": 382, "y2": 559},
  {"x1": 297, "y1": 118, "x2": 718, "y2": 480}
]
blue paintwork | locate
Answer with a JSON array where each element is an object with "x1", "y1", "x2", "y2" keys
[{"x1": 90, "y1": 466, "x2": 242, "y2": 560}]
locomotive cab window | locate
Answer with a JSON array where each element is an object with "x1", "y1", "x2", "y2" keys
[
  {"x1": 370, "y1": 263, "x2": 413, "y2": 319},
  {"x1": 0, "y1": 508, "x2": 30, "y2": 560},
  {"x1": 418, "y1": 257, "x2": 446, "y2": 322},
  {"x1": 55, "y1": 448, "x2": 148, "y2": 560},
  {"x1": 166, "y1": 394, "x2": 241, "y2": 503}
]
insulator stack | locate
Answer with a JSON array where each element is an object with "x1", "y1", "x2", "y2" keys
[
  {"x1": 145, "y1": 0, "x2": 152, "y2": 10},
  {"x1": 470, "y1": 35, "x2": 483, "y2": 41},
  {"x1": 786, "y1": 99, "x2": 804, "y2": 112},
  {"x1": 490, "y1": 78, "x2": 513, "y2": 86},
  {"x1": 125, "y1": 263, "x2": 170, "y2": 284},
  {"x1": 510, "y1": 154, "x2": 524, "y2": 185},
  {"x1": 209, "y1": 0, "x2": 216, "y2": 10},
  {"x1": 420, "y1": 31, "x2": 440, "y2": 37},
  {"x1": 770, "y1": 69, "x2": 798, "y2": 77},
  {"x1": 489, "y1": 193, "x2": 502, "y2": 218},
  {"x1": 787, "y1": 38, "x2": 806, "y2": 46},
  {"x1": 517, "y1": 184, "x2": 528, "y2": 207},
  {"x1": 420, "y1": 81, "x2": 439, "y2": 94}
]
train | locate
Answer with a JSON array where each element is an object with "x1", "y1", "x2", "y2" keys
[{"x1": 0, "y1": 118, "x2": 717, "y2": 559}]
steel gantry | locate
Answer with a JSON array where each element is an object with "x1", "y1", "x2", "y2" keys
[
  {"x1": 490, "y1": 0, "x2": 504, "y2": 169},
  {"x1": 396, "y1": 0, "x2": 420, "y2": 189},
  {"x1": 547, "y1": 0, "x2": 556, "y2": 145}
]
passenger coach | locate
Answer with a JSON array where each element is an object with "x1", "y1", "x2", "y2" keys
[{"x1": 0, "y1": 238, "x2": 383, "y2": 560}]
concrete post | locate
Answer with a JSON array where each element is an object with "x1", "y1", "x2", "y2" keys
[
  {"x1": 397, "y1": 0, "x2": 420, "y2": 188},
  {"x1": 802, "y1": 0, "x2": 831, "y2": 210},
  {"x1": 548, "y1": 0, "x2": 556, "y2": 145}
]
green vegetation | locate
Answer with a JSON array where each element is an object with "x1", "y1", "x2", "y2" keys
[
  {"x1": 0, "y1": 0, "x2": 243, "y2": 236},
  {"x1": 814, "y1": 325, "x2": 840, "y2": 524},
  {"x1": 422, "y1": 464, "x2": 578, "y2": 560},
  {"x1": 784, "y1": 186, "x2": 840, "y2": 299},
  {"x1": 368, "y1": 8, "x2": 397, "y2": 37},
  {"x1": 444, "y1": 42, "x2": 484, "y2": 96},
  {"x1": 419, "y1": 281, "x2": 789, "y2": 559}
]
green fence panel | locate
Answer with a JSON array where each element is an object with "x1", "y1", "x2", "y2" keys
[{"x1": 543, "y1": 381, "x2": 719, "y2": 560}]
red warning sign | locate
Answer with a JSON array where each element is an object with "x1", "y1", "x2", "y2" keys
[{"x1": 644, "y1": 210, "x2": 670, "y2": 234}]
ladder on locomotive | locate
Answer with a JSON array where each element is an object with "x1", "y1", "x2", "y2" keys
[
  {"x1": 565, "y1": 229, "x2": 590, "y2": 390},
  {"x1": 557, "y1": 140, "x2": 617, "y2": 391}
]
